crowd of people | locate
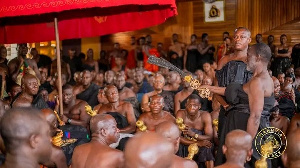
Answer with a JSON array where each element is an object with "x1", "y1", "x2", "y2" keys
[{"x1": 0, "y1": 27, "x2": 300, "y2": 168}]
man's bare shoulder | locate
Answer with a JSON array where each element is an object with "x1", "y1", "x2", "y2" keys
[
  {"x1": 138, "y1": 112, "x2": 151, "y2": 120},
  {"x1": 217, "y1": 55, "x2": 231, "y2": 70},
  {"x1": 173, "y1": 155, "x2": 198, "y2": 168},
  {"x1": 200, "y1": 110, "x2": 211, "y2": 118},
  {"x1": 163, "y1": 111, "x2": 175, "y2": 119},
  {"x1": 76, "y1": 99, "x2": 88, "y2": 106},
  {"x1": 12, "y1": 98, "x2": 31, "y2": 108}
]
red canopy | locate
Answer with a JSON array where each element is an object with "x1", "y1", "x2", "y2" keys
[{"x1": 0, "y1": 0, "x2": 177, "y2": 43}]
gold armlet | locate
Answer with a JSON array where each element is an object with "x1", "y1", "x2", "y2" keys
[
  {"x1": 54, "y1": 110, "x2": 65, "y2": 126},
  {"x1": 85, "y1": 105, "x2": 97, "y2": 117},
  {"x1": 136, "y1": 120, "x2": 147, "y2": 132},
  {"x1": 185, "y1": 143, "x2": 199, "y2": 160}
]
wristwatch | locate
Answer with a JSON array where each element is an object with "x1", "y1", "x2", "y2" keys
[
  {"x1": 194, "y1": 133, "x2": 199, "y2": 139},
  {"x1": 67, "y1": 118, "x2": 72, "y2": 124}
]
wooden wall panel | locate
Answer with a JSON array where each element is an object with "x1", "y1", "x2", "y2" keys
[
  {"x1": 193, "y1": 0, "x2": 237, "y2": 47},
  {"x1": 101, "y1": 2, "x2": 194, "y2": 52}
]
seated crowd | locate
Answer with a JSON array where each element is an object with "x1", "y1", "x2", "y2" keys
[{"x1": 0, "y1": 30, "x2": 300, "y2": 168}]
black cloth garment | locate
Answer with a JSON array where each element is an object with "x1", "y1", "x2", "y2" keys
[
  {"x1": 169, "y1": 51, "x2": 183, "y2": 69},
  {"x1": 37, "y1": 54, "x2": 52, "y2": 68},
  {"x1": 63, "y1": 56, "x2": 82, "y2": 85},
  {"x1": 216, "y1": 83, "x2": 275, "y2": 168},
  {"x1": 76, "y1": 83, "x2": 100, "y2": 108},
  {"x1": 39, "y1": 81, "x2": 53, "y2": 93},
  {"x1": 186, "y1": 49, "x2": 200, "y2": 73},
  {"x1": 198, "y1": 53, "x2": 214, "y2": 70},
  {"x1": 277, "y1": 93, "x2": 296, "y2": 120},
  {"x1": 292, "y1": 44, "x2": 300, "y2": 69},
  {"x1": 81, "y1": 64, "x2": 95, "y2": 71},
  {"x1": 123, "y1": 97, "x2": 141, "y2": 119},
  {"x1": 177, "y1": 129, "x2": 214, "y2": 168},
  {"x1": 160, "y1": 90, "x2": 175, "y2": 115},
  {"x1": 59, "y1": 125, "x2": 90, "y2": 165},
  {"x1": 271, "y1": 49, "x2": 291, "y2": 76}
]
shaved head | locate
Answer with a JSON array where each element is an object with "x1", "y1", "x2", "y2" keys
[
  {"x1": 124, "y1": 132, "x2": 174, "y2": 168},
  {"x1": 90, "y1": 114, "x2": 115, "y2": 134},
  {"x1": 0, "y1": 107, "x2": 52, "y2": 163},
  {"x1": 41, "y1": 108, "x2": 58, "y2": 136},
  {"x1": 156, "y1": 121, "x2": 181, "y2": 153},
  {"x1": 223, "y1": 130, "x2": 252, "y2": 162}
]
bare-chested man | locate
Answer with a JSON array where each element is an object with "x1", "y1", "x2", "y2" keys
[
  {"x1": 72, "y1": 114, "x2": 124, "y2": 168},
  {"x1": 169, "y1": 34, "x2": 186, "y2": 69},
  {"x1": 74, "y1": 70, "x2": 100, "y2": 107},
  {"x1": 98, "y1": 85, "x2": 136, "y2": 133},
  {"x1": 138, "y1": 95, "x2": 175, "y2": 132},
  {"x1": 82, "y1": 49, "x2": 99, "y2": 73},
  {"x1": 8, "y1": 44, "x2": 41, "y2": 84},
  {"x1": 282, "y1": 129, "x2": 300, "y2": 168},
  {"x1": 176, "y1": 94, "x2": 214, "y2": 168},
  {"x1": 12, "y1": 74, "x2": 39, "y2": 108},
  {"x1": 58, "y1": 84, "x2": 91, "y2": 128},
  {"x1": 215, "y1": 130, "x2": 253, "y2": 168},
  {"x1": 124, "y1": 132, "x2": 174, "y2": 168},
  {"x1": 41, "y1": 109, "x2": 68, "y2": 168},
  {"x1": 0, "y1": 107, "x2": 52, "y2": 168},
  {"x1": 141, "y1": 73, "x2": 165, "y2": 113},
  {"x1": 163, "y1": 71, "x2": 182, "y2": 93},
  {"x1": 270, "y1": 106, "x2": 290, "y2": 135},
  {"x1": 156, "y1": 121, "x2": 198, "y2": 168},
  {"x1": 114, "y1": 72, "x2": 136, "y2": 101}
]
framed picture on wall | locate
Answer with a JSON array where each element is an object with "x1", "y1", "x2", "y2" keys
[{"x1": 204, "y1": 0, "x2": 225, "y2": 22}]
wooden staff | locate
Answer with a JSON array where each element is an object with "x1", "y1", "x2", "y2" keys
[{"x1": 54, "y1": 18, "x2": 63, "y2": 115}]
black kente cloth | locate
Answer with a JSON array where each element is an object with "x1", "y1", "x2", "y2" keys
[
  {"x1": 215, "y1": 60, "x2": 252, "y2": 139},
  {"x1": 11, "y1": 93, "x2": 49, "y2": 109},
  {"x1": 106, "y1": 112, "x2": 130, "y2": 151},
  {"x1": 76, "y1": 83, "x2": 100, "y2": 108},
  {"x1": 123, "y1": 97, "x2": 141, "y2": 119},
  {"x1": 271, "y1": 49, "x2": 291, "y2": 76},
  {"x1": 177, "y1": 128, "x2": 214, "y2": 168},
  {"x1": 59, "y1": 125, "x2": 90, "y2": 165},
  {"x1": 215, "y1": 83, "x2": 275, "y2": 168},
  {"x1": 160, "y1": 90, "x2": 175, "y2": 115}
]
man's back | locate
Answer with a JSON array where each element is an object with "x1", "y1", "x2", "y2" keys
[
  {"x1": 72, "y1": 142, "x2": 124, "y2": 168},
  {"x1": 172, "y1": 155, "x2": 198, "y2": 168}
]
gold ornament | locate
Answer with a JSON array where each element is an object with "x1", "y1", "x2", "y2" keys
[
  {"x1": 185, "y1": 143, "x2": 199, "y2": 160},
  {"x1": 176, "y1": 117, "x2": 197, "y2": 141},
  {"x1": 52, "y1": 130, "x2": 77, "y2": 147},
  {"x1": 85, "y1": 105, "x2": 97, "y2": 117},
  {"x1": 183, "y1": 75, "x2": 210, "y2": 98},
  {"x1": 255, "y1": 141, "x2": 273, "y2": 168},
  {"x1": 212, "y1": 119, "x2": 218, "y2": 132},
  {"x1": 54, "y1": 110, "x2": 65, "y2": 126},
  {"x1": 136, "y1": 120, "x2": 147, "y2": 132}
]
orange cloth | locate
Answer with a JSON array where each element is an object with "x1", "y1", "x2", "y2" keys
[{"x1": 143, "y1": 48, "x2": 160, "y2": 72}]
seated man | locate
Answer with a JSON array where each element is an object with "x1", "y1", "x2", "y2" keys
[
  {"x1": 58, "y1": 84, "x2": 91, "y2": 129},
  {"x1": 72, "y1": 114, "x2": 124, "y2": 168},
  {"x1": 282, "y1": 129, "x2": 300, "y2": 168},
  {"x1": 134, "y1": 69, "x2": 153, "y2": 102},
  {"x1": 12, "y1": 74, "x2": 48, "y2": 109},
  {"x1": 156, "y1": 121, "x2": 198, "y2": 168},
  {"x1": 114, "y1": 72, "x2": 140, "y2": 119},
  {"x1": 163, "y1": 71, "x2": 182, "y2": 93},
  {"x1": 0, "y1": 107, "x2": 52, "y2": 168},
  {"x1": 138, "y1": 95, "x2": 175, "y2": 132},
  {"x1": 176, "y1": 94, "x2": 214, "y2": 168},
  {"x1": 270, "y1": 106, "x2": 290, "y2": 135},
  {"x1": 74, "y1": 70, "x2": 100, "y2": 107},
  {"x1": 288, "y1": 113, "x2": 300, "y2": 136},
  {"x1": 215, "y1": 130, "x2": 253, "y2": 168},
  {"x1": 98, "y1": 85, "x2": 136, "y2": 134},
  {"x1": 124, "y1": 132, "x2": 174, "y2": 168},
  {"x1": 141, "y1": 73, "x2": 174, "y2": 114},
  {"x1": 40, "y1": 109, "x2": 68, "y2": 168}
]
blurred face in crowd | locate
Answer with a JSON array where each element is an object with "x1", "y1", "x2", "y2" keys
[
  {"x1": 255, "y1": 34, "x2": 263, "y2": 43},
  {"x1": 114, "y1": 74, "x2": 126, "y2": 90},
  {"x1": 18, "y1": 44, "x2": 28, "y2": 58},
  {"x1": 172, "y1": 34, "x2": 178, "y2": 43},
  {"x1": 11, "y1": 85, "x2": 22, "y2": 98},
  {"x1": 23, "y1": 76, "x2": 39, "y2": 96},
  {"x1": 203, "y1": 63, "x2": 211, "y2": 73},
  {"x1": 0, "y1": 47, "x2": 7, "y2": 59},
  {"x1": 202, "y1": 77, "x2": 212, "y2": 86},
  {"x1": 280, "y1": 35, "x2": 287, "y2": 45},
  {"x1": 40, "y1": 89, "x2": 49, "y2": 102},
  {"x1": 273, "y1": 78, "x2": 281, "y2": 96},
  {"x1": 87, "y1": 49, "x2": 93, "y2": 59},
  {"x1": 134, "y1": 71, "x2": 144, "y2": 84},
  {"x1": 268, "y1": 36, "x2": 274, "y2": 44},
  {"x1": 153, "y1": 74, "x2": 165, "y2": 91},
  {"x1": 82, "y1": 71, "x2": 92, "y2": 87},
  {"x1": 195, "y1": 70, "x2": 204, "y2": 82},
  {"x1": 278, "y1": 74, "x2": 285, "y2": 85},
  {"x1": 105, "y1": 71, "x2": 115, "y2": 84}
]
